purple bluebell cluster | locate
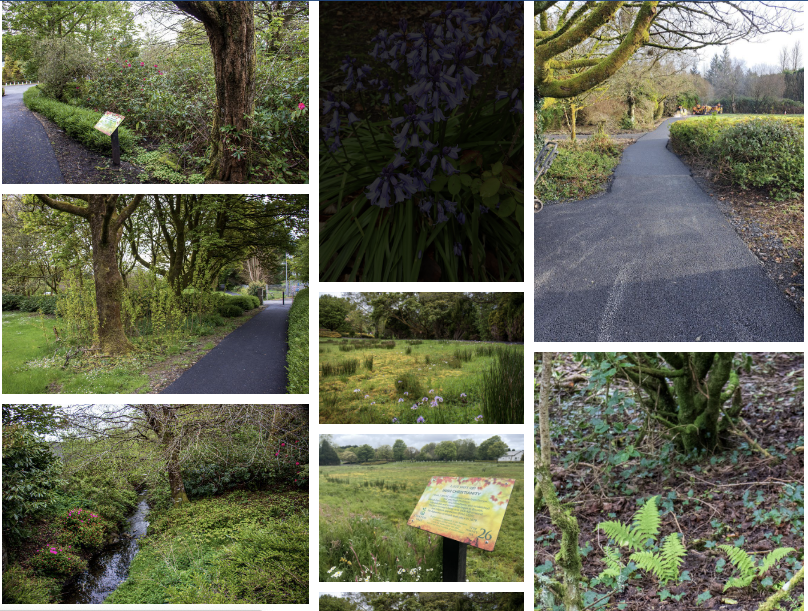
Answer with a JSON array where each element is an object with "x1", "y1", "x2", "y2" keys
[{"x1": 321, "y1": 1, "x2": 524, "y2": 252}]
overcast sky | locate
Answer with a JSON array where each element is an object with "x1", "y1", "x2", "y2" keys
[
  {"x1": 696, "y1": 31, "x2": 804, "y2": 73},
  {"x1": 323, "y1": 433, "x2": 523, "y2": 451}
]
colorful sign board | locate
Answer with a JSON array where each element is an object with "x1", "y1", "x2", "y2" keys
[
  {"x1": 94, "y1": 111, "x2": 124, "y2": 136},
  {"x1": 407, "y1": 476, "x2": 515, "y2": 551}
]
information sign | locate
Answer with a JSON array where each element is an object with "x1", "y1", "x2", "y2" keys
[
  {"x1": 94, "y1": 112, "x2": 124, "y2": 136},
  {"x1": 407, "y1": 476, "x2": 515, "y2": 551}
]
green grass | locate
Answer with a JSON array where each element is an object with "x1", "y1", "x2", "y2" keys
[
  {"x1": 1, "y1": 312, "x2": 150, "y2": 393},
  {"x1": 319, "y1": 461, "x2": 524, "y2": 582},
  {"x1": 683, "y1": 113, "x2": 804, "y2": 127},
  {"x1": 536, "y1": 137, "x2": 629, "y2": 204},
  {"x1": 286, "y1": 288, "x2": 309, "y2": 394},
  {"x1": 105, "y1": 490, "x2": 308, "y2": 604},
  {"x1": 1, "y1": 310, "x2": 245, "y2": 394},
  {"x1": 318, "y1": 338, "x2": 524, "y2": 424}
]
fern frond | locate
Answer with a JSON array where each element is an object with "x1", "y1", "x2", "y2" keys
[
  {"x1": 599, "y1": 520, "x2": 644, "y2": 551},
  {"x1": 758, "y1": 547, "x2": 796, "y2": 577},
  {"x1": 719, "y1": 545, "x2": 756, "y2": 580},
  {"x1": 659, "y1": 533, "x2": 686, "y2": 582},
  {"x1": 632, "y1": 496, "x2": 661, "y2": 547},
  {"x1": 598, "y1": 546, "x2": 625, "y2": 579},
  {"x1": 629, "y1": 551, "x2": 666, "y2": 581},
  {"x1": 724, "y1": 575, "x2": 755, "y2": 591}
]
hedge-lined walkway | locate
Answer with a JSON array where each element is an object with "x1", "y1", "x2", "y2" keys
[
  {"x1": 2, "y1": 84, "x2": 63, "y2": 183},
  {"x1": 161, "y1": 301, "x2": 292, "y2": 395}
]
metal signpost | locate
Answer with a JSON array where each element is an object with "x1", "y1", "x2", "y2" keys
[
  {"x1": 407, "y1": 476, "x2": 516, "y2": 582},
  {"x1": 93, "y1": 112, "x2": 125, "y2": 166}
]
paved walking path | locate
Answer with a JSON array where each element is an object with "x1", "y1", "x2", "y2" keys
[
  {"x1": 535, "y1": 118, "x2": 803, "y2": 341},
  {"x1": 2, "y1": 84, "x2": 63, "y2": 184},
  {"x1": 162, "y1": 301, "x2": 291, "y2": 394}
]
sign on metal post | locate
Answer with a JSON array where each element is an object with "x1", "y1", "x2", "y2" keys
[
  {"x1": 93, "y1": 112, "x2": 125, "y2": 166},
  {"x1": 408, "y1": 476, "x2": 516, "y2": 581}
]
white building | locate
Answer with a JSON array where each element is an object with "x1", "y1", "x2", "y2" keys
[{"x1": 498, "y1": 450, "x2": 524, "y2": 462}]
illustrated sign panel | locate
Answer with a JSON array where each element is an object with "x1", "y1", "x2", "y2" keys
[
  {"x1": 94, "y1": 112, "x2": 124, "y2": 136},
  {"x1": 407, "y1": 476, "x2": 515, "y2": 551}
]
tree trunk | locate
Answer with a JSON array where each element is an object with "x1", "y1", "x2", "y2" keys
[
  {"x1": 173, "y1": 1, "x2": 256, "y2": 182},
  {"x1": 538, "y1": 352, "x2": 553, "y2": 469},
  {"x1": 144, "y1": 406, "x2": 190, "y2": 504},
  {"x1": 88, "y1": 202, "x2": 133, "y2": 355},
  {"x1": 166, "y1": 437, "x2": 190, "y2": 505},
  {"x1": 35, "y1": 194, "x2": 143, "y2": 355}
]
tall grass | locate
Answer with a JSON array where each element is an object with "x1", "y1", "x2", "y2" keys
[
  {"x1": 380, "y1": 340, "x2": 396, "y2": 349},
  {"x1": 480, "y1": 348, "x2": 523, "y2": 423},
  {"x1": 453, "y1": 348, "x2": 473, "y2": 362},
  {"x1": 321, "y1": 359, "x2": 360, "y2": 377},
  {"x1": 395, "y1": 372, "x2": 424, "y2": 399},
  {"x1": 363, "y1": 355, "x2": 374, "y2": 371},
  {"x1": 339, "y1": 344, "x2": 355, "y2": 352}
]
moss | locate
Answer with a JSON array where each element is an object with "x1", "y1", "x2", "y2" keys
[{"x1": 157, "y1": 152, "x2": 181, "y2": 171}]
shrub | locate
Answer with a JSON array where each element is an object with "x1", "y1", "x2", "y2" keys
[
  {"x1": 30, "y1": 545, "x2": 87, "y2": 577},
  {"x1": 319, "y1": 328, "x2": 342, "y2": 338},
  {"x1": 670, "y1": 116, "x2": 804, "y2": 200},
  {"x1": 61, "y1": 507, "x2": 105, "y2": 548},
  {"x1": 247, "y1": 281, "x2": 264, "y2": 299},
  {"x1": 201, "y1": 312, "x2": 226, "y2": 327},
  {"x1": 224, "y1": 295, "x2": 255, "y2": 311},
  {"x1": 286, "y1": 287, "x2": 308, "y2": 394},
  {"x1": 480, "y1": 348, "x2": 523, "y2": 424},
  {"x1": 1, "y1": 565, "x2": 61, "y2": 604},
  {"x1": 218, "y1": 304, "x2": 243, "y2": 318},
  {"x1": 321, "y1": 359, "x2": 359, "y2": 377},
  {"x1": 405, "y1": 346, "x2": 412, "y2": 355},
  {"x1": 363, "y1": 354, "x2": 374, "y2": 371},
  {"x1": 406, "y1": 339, "x2": 423, "y2": 345},
  {"x1": 2, "y1": 294, "x2": 22, "y2": 310},
  {"x1": 339, "y1": 344, "x2": 354, "y2": 352},
  {"x1": 23, "y1": 86, "x2": 137, "y2": 154},
  {"x1": 18, "y1": 295, "x2": 58, "y2": 315}
]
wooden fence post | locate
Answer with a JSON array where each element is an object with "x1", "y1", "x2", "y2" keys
[{"x1": 111, "y1": 127, "x2": 121, "y2": 166}]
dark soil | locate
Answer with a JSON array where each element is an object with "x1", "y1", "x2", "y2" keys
[
  {"x1": 535, "y1": 352, "x2": 804, "y2": 611},
  {"x1": 670, "y1": 145, "x2": 804, "y2": 314},
  {"x1": 31, "y1": 110, "x2": 146, "y2": 184}
]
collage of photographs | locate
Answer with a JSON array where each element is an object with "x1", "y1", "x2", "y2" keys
[{"x1": 0, "y1": 2, "x2": 803, "y2": 611}]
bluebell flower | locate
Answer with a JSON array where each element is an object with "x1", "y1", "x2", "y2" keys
[
  {"x1": 443, "y1": 200, "x2": 457, "y2": 215},
  {"x1": 479, "y1": 204, "x2": 490, "y2": 214},
  {"x1": 453, "y1": 242, "x2": 463, "y2": 256},
  {"x1": 436, "y1": 203, "x2": 448, "y2": 223},
  {"x1": 457, "y1": 212, "x2": 466, "y2": 225},
  {"x1": 366, "y1": 161, "x2": 418, "y2": 208}
]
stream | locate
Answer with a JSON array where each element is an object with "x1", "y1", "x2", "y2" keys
[{"x1": 62, "y1": 493, "x2": 150, "y2": 604}]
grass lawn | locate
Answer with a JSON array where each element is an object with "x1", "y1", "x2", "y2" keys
[
  {"x1": 318, "y1": 338, "x2": 524, "y2": 424},
  {"x1": 319, "y1": 461, "x2": 524, "y2": 583},
  {"x1": 2, "y1": 310, "x2": 257, "y2": 394},
  {"x1": 107, "y1": 490, "x2": 308, "y2": 604}
]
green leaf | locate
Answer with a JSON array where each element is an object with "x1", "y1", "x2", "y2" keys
[
  {"x1": 470, "y1": 177, "x2": 482, "y2": 194},
  {"x1": 496, "y1": 197, "x2": 516, "y2": 218},
  {"x1": 448, "y1": 175, "x2": 462, "y2": 196},
  {"x1": 491, "y1": 161, "x2": 503, "y2": 175},
  {"x1": 695, "y1": 591, "x2": 712, "y2": 606},
  {"x1": 460, "y1": 173, "x2": 472, "y2": 186},
  {"x1": 431, "y1": 175, "x2": 448, "y2": 193},
  {"x1": 480, "y1": 177, "x2": 501, "y2": 198}
]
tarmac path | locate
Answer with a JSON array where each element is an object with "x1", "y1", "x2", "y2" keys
[
  {"x1": 162, "y1": 301, "x2": 291, "y2": 394},
  {"x1": 2, "y1": 84, "x2": 63, "y2": 184},
  {"x1": 535, "y1": 118, "x2": 803, "y2": 341}
]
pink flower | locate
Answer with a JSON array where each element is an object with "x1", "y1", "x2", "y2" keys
[
  {"x1": 298, "y1": 102, "x2": 305, "y2": 110},
  {"x1": 281, "y1": 442, "x2": 285, "y2": 446},
  {"x1": 296, "y1": 462, "x2": 299, "y2": 465},
  {"x1": 154, "y1": 64, "x2": 158, "y2": 68},
  {"x1": 140, "y1": 62, "x2": 144, "y2": 66}
]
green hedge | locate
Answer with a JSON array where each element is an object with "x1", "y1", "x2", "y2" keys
[
  {"x1": 286, "y1": 288, "x2": 309, "y2": 394},
  {"x1": 2, "y1": 294, "x2": 57, "y2": 315},
  {"x1": 23, "y1": 86, "x2": 136, "y2": 154},
  {"x1": 217, "y1": 304, "x2": 243, "y2": 318},
  {"x1": 670, "y1": 117, "x2": 804, "y2": 201}
]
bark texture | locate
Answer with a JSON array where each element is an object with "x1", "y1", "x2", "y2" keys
[
  {"x1": 173, "y1": 1, "x2": 256, "y2": 182},
  {"x1": 144, "y1": 406, "x2": 190, "y2": 505}
]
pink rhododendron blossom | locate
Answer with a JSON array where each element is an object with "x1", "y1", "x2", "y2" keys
[{"x1": 298, "y1": 102, "x2": 305, "y2": 110}]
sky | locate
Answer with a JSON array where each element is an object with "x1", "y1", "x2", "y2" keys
[
  {"x1": 697, "y1": 31, "x2": 805, "y2": 73},
  {"x1": 323, "y1": 433, "x2": 524, "y2": 451}
]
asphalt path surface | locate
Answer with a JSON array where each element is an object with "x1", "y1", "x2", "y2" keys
[
  {"x1": 535, "y1": 117, "x2": 803, "y2": 342},
  {"x1": 161, "y1": 301, "x2": 291, "y2": 394},
  {"x1": 2, "y1": 84, "x2": 63, "y2": 184}
]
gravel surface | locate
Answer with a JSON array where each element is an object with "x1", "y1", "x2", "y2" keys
[{"x1": 535, "y1": 118, "x2": 803, "y2": 341}]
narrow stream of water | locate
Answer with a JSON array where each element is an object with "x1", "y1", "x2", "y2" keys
[{"x1": 62, "y1": 493, "x2": 150, "y2": 604}]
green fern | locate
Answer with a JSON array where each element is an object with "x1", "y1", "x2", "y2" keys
[
  {"x1": 597, "y1": 496, "x2": 685, "y2": 585},
  {"x1": 720, "y1": 545, "x2": 796, "y2": 592},
  {"x1": 599, "y1": 496, "x2": 661, "y2": 552},
  {"x1": 598, "y1": 546, "x2": 625, "y2": 580}
]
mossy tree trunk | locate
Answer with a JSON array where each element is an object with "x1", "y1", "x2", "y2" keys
[
  {"x1": 536, "y1": 352, "x2": 584, "y2": 611},
  {"x1": 173, "y1": 1, "x2": 256, "y2": 183},
  {"x1": 143, "y1": 406, "x2": 190, "y2": 505},
  {"x1": 607, "y1": 352, "x2": 741, "y2": 453},
  {"x1": 35, "y1": 194, "x2": 144, "y2": 355}
]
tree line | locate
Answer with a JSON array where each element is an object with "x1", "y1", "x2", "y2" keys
[
  {"x1": 319, "y1": 436, "x2": 516, "y2": 466},
  {"x1": 319, "y1": 292, "x2": 524, "y2": 342},
  {"x1": 320, "y1": 592, "x2": 523, "y2": 611}
]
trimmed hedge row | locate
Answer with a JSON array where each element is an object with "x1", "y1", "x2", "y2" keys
[
  {"x1": 2, "y1": 294, "x2": 58, "y2": 315},
  {"x1": 286, "y1": 288, "x2": 309, "y2": 394},
  {"x1": 214, "y1": 293, "x2": 260, "y2": 317},
  {"x1": 23, "y1": 86, "x2": 137, "y2": 154},
  {"x1": 670, "y1": 117, "x2": 804, "y2": 201}
]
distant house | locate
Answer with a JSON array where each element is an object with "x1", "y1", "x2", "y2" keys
[{"x1": 498, "y1": 450, "x2": 524, "y2": 462}]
